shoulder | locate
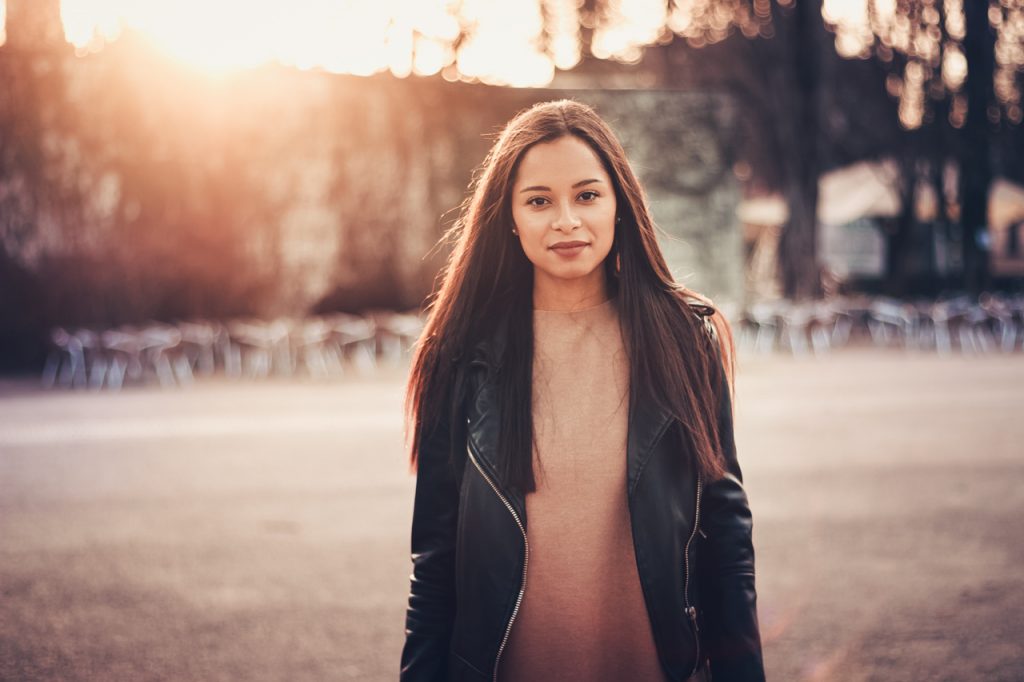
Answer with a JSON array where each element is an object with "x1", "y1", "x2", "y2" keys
[
  {"x1": 672, "y1": 287, "x2": 717, "y2": 318},
  {"x1": 674, "y1": 291, "x2": 719, "y2": 343},
  {"x1": 676, "y1": 293, "x2": 731, "y2": 388}
]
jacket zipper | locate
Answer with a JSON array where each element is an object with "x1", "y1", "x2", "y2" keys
[
  {"x1": 466, "y1": 443, "x2": 529, "y2": 682},
  {"x1": 683, "y1": 475, "x2": 703, "y2": 678}
]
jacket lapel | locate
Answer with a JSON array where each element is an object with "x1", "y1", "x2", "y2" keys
[
  {"x1": 626, "y1": 388, "x2": 673, "y2": 498},
  {"x1": 465, "y1": 352, "x2": 527, "y2": 520}
]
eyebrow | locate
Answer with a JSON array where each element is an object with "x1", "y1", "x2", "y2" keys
[{"x1": 518, "y1": 178, "x2": 603, "y2": 193}]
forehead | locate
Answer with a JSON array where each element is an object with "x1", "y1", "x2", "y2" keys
[{"x1": 514, "y1": 136, "x2": 610, "y2": 187}]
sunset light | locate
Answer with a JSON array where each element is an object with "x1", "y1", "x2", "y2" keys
[
  {"x1": 44, "y1": 0, "x2": 876, "y2": 84},
  {"x1": 0, "y1": 0, "x2": 1019, "y2": 121},
  {"x1": 823, "y1": 0, "x2": 876, "y2": 57},
  {"x1": 0, "y1": 0, "x2": 986, "y2": 91},
  {"x1": 55, "y1": 0, "x2": 557, "y2": 85}
]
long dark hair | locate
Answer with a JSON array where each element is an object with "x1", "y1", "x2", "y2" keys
[{"x1": 406, "y1": 99, "x2": 734, "y2": 493}]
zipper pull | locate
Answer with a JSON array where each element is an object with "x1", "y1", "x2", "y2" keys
[{"x1": 686, "y1": 606, "x2": 698, "y2": 622}]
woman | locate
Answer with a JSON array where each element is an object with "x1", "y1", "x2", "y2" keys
[{"x1": 401, "y1": 100, "x2": 764, "y2": 682}]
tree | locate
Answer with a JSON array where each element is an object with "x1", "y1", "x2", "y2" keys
[
  {"x1": 646, "y1": 1, "x2": 832, "y2": 300},
  {"x1": 836, "y1": 0, "x2": 1013, "y2": 293},
  {"x1": 960, "y1": 0, "x2": 997, "y2": 292},
  {"x1": 523, "y1": 0, "x2": 1024, "y2": 295}
]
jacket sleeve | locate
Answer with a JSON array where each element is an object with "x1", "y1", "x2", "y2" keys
[
  {"x1": 400, "y1": 409, "x2": 462, "y2": 681},
  {"x1": 700, "y1": 338, "x2": 766, "y2": 682}
]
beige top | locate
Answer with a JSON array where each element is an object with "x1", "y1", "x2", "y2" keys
[{"x1": 499, "y1": 297, "x2": 667, "y2": 682}]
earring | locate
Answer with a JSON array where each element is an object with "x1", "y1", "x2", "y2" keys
[
  {"x1": 512, "y1": 228, "x2": 518, "y2": 236},
  {"x1": 616, "y1": 216, "x2": 621, "y2": 224}
]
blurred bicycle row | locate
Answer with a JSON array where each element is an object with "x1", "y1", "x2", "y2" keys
[
  {"x1": 42, "y1": 292, "x2": 1024, "y2": 389},
  {"x1": 42, "y1": 311, "x2": 424, "y2": 390},
  {"x1": 730, "y1": 292, "x2": 1024, "y2": 356}
]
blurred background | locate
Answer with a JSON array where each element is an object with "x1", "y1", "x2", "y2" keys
[{"x1": 1, "y1": 1, "x2": 1023, "y2": 680}]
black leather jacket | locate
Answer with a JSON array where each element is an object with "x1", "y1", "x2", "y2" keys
[{"x1": 401, "y1": 310, "x2": 765, "y2": 682}]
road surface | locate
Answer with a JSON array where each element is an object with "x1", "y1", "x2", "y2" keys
[{"x1": 1, "y1": 350, "x2": 1022, "y2": 681}]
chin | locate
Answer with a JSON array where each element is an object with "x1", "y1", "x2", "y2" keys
[{"x1": 545, "y1": 261, "x2": 603, "y2": 281}]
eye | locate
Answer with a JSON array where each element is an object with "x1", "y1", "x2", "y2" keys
[
  {"x1": 578, "y1": 190, "x2": 599, "y2": 202},
  {"x1": 526, "y1": 196, "x2": 549, "y2": 207}
]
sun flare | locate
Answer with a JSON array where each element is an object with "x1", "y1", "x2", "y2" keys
[{"x1": 55, "y1": 0, "x2": 560, "y2": 85}]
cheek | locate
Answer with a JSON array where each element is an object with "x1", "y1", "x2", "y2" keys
[
  {"x1": 594, "y1": 213, "x2": 616, "y2": 252},
  {"x1": 520, "y1": 231, "x2": 548, "y2": 264},
  {"x1": 512, "y1": 208, "x2": 542, "y2": 243}
]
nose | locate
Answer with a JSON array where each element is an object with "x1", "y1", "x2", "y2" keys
[{"x1": 551, "y1": 201, "x2": 581, "y2": 232}]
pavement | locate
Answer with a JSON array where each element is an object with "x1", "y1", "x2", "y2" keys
[{"x1": 1, "y1": 350, "x2": 1022, "y2": 681}]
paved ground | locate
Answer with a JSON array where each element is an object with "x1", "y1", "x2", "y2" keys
[{"x1": 1, "y1": 350, "x2": 1022, "y2": 681}]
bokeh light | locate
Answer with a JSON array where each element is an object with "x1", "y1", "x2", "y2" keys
[{"x1": 0, "y1": 0, "x2": 1019, "y2": 117}]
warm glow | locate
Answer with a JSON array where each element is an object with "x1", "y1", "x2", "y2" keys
[
  {"x1": 545, "y1": 0, "x2": 581, "y2": 71},
  {"x1": 452, "y1": 0, "x2": 553, "y2": 86},
  {"x1": 823, "y1": 0, "x2": 873, "y2": 57},
  {"x1": 57, "y1": 0, "x2": 554, "y2": 85},
  {"x1": 39, "y1": 0, "x2": 1024, "y2": 102},
  {"x1": 818, "y1": 0, "x2": 1024, "y2": 130},
  {"x1": 0, "y1": 1, "x2": 6, "y2": 47},
  {"x1": 592, "y1": 0, "x2": 665, "y2": 63},
  {"x1": 942, "y1": 42, "x2": 967, "y2": 90}
]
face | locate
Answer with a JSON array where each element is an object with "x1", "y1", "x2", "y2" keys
[{"x1": 510, "y1": 135, "x2": 617, "y2": 303}]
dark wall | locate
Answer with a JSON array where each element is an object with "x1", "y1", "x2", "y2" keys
[{"x1": 0, "y1": 36, "x2": 741, "y2": 370}]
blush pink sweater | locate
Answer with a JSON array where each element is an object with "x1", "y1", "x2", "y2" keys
[{"x1": 499, "y1": 296, "x2": 667, "y2": 682}]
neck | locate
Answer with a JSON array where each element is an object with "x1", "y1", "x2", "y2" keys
[{"x1": 533, "y1": 270, "x2": 609, "y2": 312}]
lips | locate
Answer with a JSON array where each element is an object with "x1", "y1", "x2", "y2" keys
[
  {"x1": 549, "y1": 241, "x2": 590, "y2": 250},
  {"x1": 549, "y1": 240, "x2": 590, "y2": 259}
]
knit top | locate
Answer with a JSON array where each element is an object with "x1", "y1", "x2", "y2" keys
[{"x1": 498, "y1": 296, "x2": 667, "y2": 682}]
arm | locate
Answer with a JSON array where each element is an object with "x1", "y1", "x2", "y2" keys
[
  {"x1": 400, "y1": 410, "x2": 461, "y2": 681},
  {"x1": 700, "y1": 337, "x2": 766, "y2": 682}
]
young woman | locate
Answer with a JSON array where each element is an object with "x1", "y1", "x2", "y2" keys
[{"x1": 401, "y1": 100, "x2": 764, "y2": 682}]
